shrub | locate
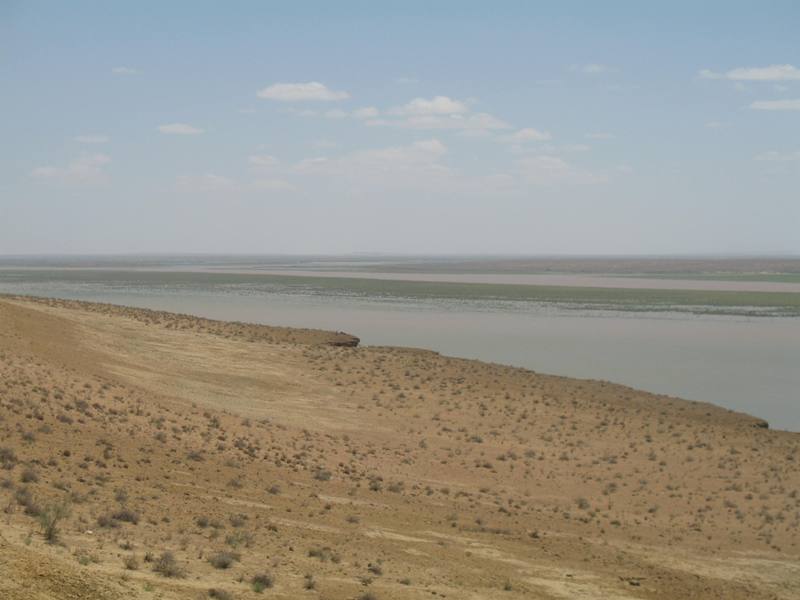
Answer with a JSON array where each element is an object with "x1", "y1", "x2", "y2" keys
[
  {"x1": 20, "y1": 468, "x2": 38, "y2": 483},
  {"x1": 208, "y1": 589, "x2": 234, "y2": 600},
  {"x1": 251, "y1": 573, "x2": 274, "y2": 592},
  {"x1": 38, "y1": 501, "x2": 70, "y2": 543},
  {"x1": 15, "y1": 487, "x2": 41, "y2": 516},
  {"x1": 308, "y1": 546, "x2": 340, "y2": 563},
  {"x1": 225, "y1": 530, "x2": 253, "y2": 548},
  {"x1": 313, "y1": 469, "x2": 332, "y2": 481},
  {"x1": 97, "y1": 514, "x2": 120, "y2": 528},
  {"x1": 112, "y1": 508, "x2": 140, "y2": 524},
  {"x1": 0, "y1": 447, "x2": 18, "y2": 469},
  {"x1": 229, "y1": 513, "x2": 247, "y2": 527},
  {"x1": 152, "y1": 551, "x2": 184, "y2": 578},
  {"x1": 209, "y1": 551, "x2": 240, "y2": 569},
  {"x1": 123, "y1": 555, "x2": 139, "y2": 570}
]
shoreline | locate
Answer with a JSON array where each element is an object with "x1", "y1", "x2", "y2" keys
[
  {"x1": 1, "y1": 293, "x2": 798, "y2": 599},
  {"x1": 2, "y1": 292, "x2": 775, "y2": 431}
]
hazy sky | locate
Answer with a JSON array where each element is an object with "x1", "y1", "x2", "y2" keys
[{"x1": 2, "y1": 1, "x2": 799, "y2": 255}]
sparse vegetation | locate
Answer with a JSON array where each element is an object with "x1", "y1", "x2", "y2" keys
[
  {"x1": 37, "y1": 501, "x2": 70, "y2": 543},
  {"x1": 209, "y1": 551, "x2": 240, "y2": 569},
  {"x1": 0, "y1": 295, "x2": 797, "y2": 600},
  {"x1": 251, "y1": 573, "x2": 274, "y2": 592},
  {"x1": 152, "y1": 551, "x2": 184, "y2": 578}
]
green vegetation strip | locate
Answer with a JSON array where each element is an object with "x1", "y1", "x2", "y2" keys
[{"x1": 3, "y1": 269, "x2": 800, "y2": 316}]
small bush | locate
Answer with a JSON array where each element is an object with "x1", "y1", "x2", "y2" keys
[
  {"x1": 209, "y1": 551, "x2": 240, "y2": 569},
  {"x1": 313, "y1": 469, "x2": 332, "y2": 481},
  {"x1": 20, "y1": 468, "x2": 39, "y2": 483},
  {"x1": 38, "y1": 501, "x2": 70, "y2": 543},
  {"x1": 229, "y1": 513, "x2": 247, "y2": 528},
  {"x1": 251, "y1": 573, "x2": 274, "y2": 592},
  {"x1": 97, "y1": 514, "x2": 120, "y2": 528},
  {"x1": 15, "y1": 487, "x2": 41, "y2": 516},
  {"x1": 123, "y1": 555, "x2": 139, "y2": 570},
  {"x1": 308, "y1": 546, "x2": 340, "y2": 563},
  {"x1": 0, "y1": 447, "x2": 18, "y2": 469},
  {"x1": 152, "y1": 551, "x2": 184, "y2": 578},
  {"x1": 208, "y1": 589, "x2": 234, "y2": 600},
  {"x1": 303, "y1": 574, "x2": 316, "y2": 590},
  {"x1": 112, "y1": 508, "x2": 140, "y2": 524}
]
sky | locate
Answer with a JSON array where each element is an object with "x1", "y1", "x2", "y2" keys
[{"x1": 1, "y1": 1, "x2": 799, "y2": 255}]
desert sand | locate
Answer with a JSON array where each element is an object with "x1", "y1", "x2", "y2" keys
[{"x1": 0, "y1": 294, "x2": 798, "y2": 599}]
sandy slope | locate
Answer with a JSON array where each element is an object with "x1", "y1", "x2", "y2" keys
[{"x1": 0, "y1": 295, "x2": 798, "y2": 600}]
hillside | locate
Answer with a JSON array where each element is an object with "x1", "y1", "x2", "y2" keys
[{"x1": 0, "y1": 295, "x2": 798, "y2": 599}]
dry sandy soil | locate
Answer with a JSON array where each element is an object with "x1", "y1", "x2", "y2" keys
[{"x1": 0, "y1": 295, "x2": 798, "y2": 600}]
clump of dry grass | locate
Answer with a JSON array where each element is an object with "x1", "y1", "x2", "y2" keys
[{"x1": 152, "y1": 551, "x2": 185, "y2": 578}]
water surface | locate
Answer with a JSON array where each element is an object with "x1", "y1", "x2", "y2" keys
[{"x1": 1, "y1": 266, "x2": 798, "y2": 431}]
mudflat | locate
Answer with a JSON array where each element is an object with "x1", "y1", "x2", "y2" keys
[{"x1": 0, "y1": 295, "x2": 798, "y2": 600}]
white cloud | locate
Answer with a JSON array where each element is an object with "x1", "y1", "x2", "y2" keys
[
  {"x1": 248, "y1": 154, "x2": 279, "y2": 167},
  {"x1": 572, "y1": 63, "x2": 615, "y2": 75},
  {"x1": 516, "y1": 154, "x2": 608, "y2": 186},
  {"x1": 372, "y1": 112, "x2": 509, "y2": 132},
  {"x1": 700, "y1": 64, "x2": 800, "y2": 82},
  {"x1": 176, "y1": 172, "x2": 295, "y2": 194},
  {"x1": 352, "y1": 106, "x2": 380, "y2": 119},
  {"x1": 311, "y1": 139, "x2": 338, "y2": 150},
  {"x1": 754, "y1": 150, "x2": 800, "y2": 162},
  {"x1": 563, "y1": 143, "x2": 590, "y2": 152},
  {"x1": 257, "y1": 81, "x2": 349, "y2": 101},
  {"x1": 697, "y1": 69, "x2": 724, "y2": 80},
  {"x1": 586, "y1": 132, "x2": 614, "y2": 140},
  {"x1": 500, "y1": 128, "x2": 552, "y2": 142},
  {"x1": 285, "y1": 94, "x2": 507, "y2": 132},
  {"x1": 75, "y1": 134, "x2": 109, "y2": 144},
  {"x1": 324, "y1": 109, "x2": 348, "y2": 119},
  {"x1": 176, "y1": 173, "x2": 236, "y2": 192},
  {"x1": 293, "y1": 139, "x2": 451, "y2": 189},
  {"x1": 157, "y1": 123, "x2": 204, "y2": 135},
  {"x1": 749, "y1": 99, "x2": 800, "y2": 111},
  {"x1": 389, "y1": 96, "x2": 469, "y2": 116},
  {"x1": 111, "y1": 66, "x2": 138, "y2": 75},
  {"x1": 286, "y1": 108, "x2": 319, "y2": 117},
  {"x1": 31, "y1": 154, "x2": 111, "y2": 185},
  {"x1": 251, "y1": 179, "x2": 296, "y2": 192}
]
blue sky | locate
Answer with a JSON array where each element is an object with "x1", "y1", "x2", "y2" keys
[{"x1": 1, "y1": 1, "x2": 799, "y2": 254}]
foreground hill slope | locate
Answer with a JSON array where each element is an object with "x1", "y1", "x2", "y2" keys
[{"x1": 0, "y1": 295, "x2": 798, "y2": 600}]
